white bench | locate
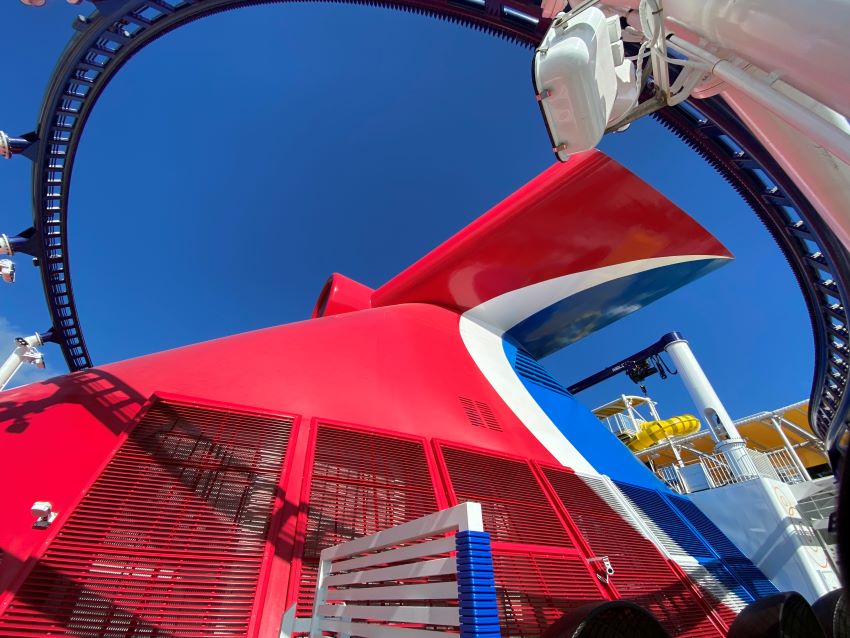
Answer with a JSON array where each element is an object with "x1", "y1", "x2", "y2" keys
[{"x1": 282, "y1": 502, "x2": 500, "y2": 637}]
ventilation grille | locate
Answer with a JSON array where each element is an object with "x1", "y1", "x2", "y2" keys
[
  {"x1": 514, "y1": 350, "x2": 571, "y2": 396},
  {"x1": 615, "y1": 482, "x2": 714, "y2": 559},
  {"x1": 724, "y1": 560, "x2": 780, "y2": 598},
  {"x1": 459, "y1": 397, "x2": 503, "y2": 431},
  {"x1": 492, "y1": 552, "x2": 604, "y2": 637},
  {"x1": 295, "y1": 426, "x2": 441, "y2": 619},
  {"x1": 440, "y1": 446, "x2": 574, "y2": 547},
  {"x1": 666, "y1": 495, "x2": 748, "y2": 560},
  {"x1": 575, "y1": 474, "x2": 648, "y2": 535},
  {"x1": 679, "y1": 560, "x2": 750, "y2": 627},
  {"x1": 0, "y1": 399, "x2": 293, "y2": 637},
  {"x1": 667, "y1": 495, "x2": 778, "y2": 600},
  {"x1": 543, "y1": 468, "x2": 725, "y2": 638}
]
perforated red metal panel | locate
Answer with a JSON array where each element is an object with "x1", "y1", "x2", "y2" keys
[
  {"x1": 436, "y1": 445, "x2": 607, "y2": 636},
  {"x1": 439, "y1": 445, "x2": 574, "y2": 547},
  {"x1": 540, "y1": 467, "x2": 727, "y2": 638},
  {"x1": 0, "y1": 398, "x2": 294, "y2": 637},
  {"x1": 492, "y1": 552, "x2": 606, "y2": 637},
  {"x1": 294, "y1": 425, "x2": 442, "y2": 619}
]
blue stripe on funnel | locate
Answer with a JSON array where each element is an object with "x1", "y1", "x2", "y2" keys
[
  {"x1": 502, "y1": 337, "x2": 668, "y2": 488},
  {"x1": 506, "y1": 258, "x2": 726, "y2": 359}
]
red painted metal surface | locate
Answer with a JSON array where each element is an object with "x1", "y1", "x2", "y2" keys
[
  {"x1": 438, "y1": 443, "x2": 578, "y2": 548},
  {"x1": 288, "y1": 422, "x2": 445, "y2": 633},
  {"x1": 538, "y1": 465, "x2": 727, "y2": 638},
  {"x1": 434, "y1": 442, "x2": 614, "y2": 635},
  {"x1": 372, "y1": 150, "x2": 730, "y2": 313},
  {"x1": 0, "y1": 153, "x2": 741, "y2": 636},
  {"x1": 0, "y1": 397, "x2": 296, "y2": 637},
  {"x1": 489, "y1": 552, "x2": 608, "y2": 636},
  {"x1": 0, "y1": 303, "x2": 554, "y2": 621},
  {"x1": 311, "y1": 273, "x2": 374, "y2": 318}
]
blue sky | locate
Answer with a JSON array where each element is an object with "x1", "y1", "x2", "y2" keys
[{"x1": 1, "y1": 1, "x2": 811, "y2": 423}]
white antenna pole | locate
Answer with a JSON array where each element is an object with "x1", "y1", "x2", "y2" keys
[
  {"x1": 663, "y1": 336, "x2": 759, "y2": 480},
  {"x1": 0, "y1": 333, "x2": 46, "y2": 391}
]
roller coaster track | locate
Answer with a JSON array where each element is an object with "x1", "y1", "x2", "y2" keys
[{"x1": 19, "y1": 0, "x2": 850, "y2": 454}]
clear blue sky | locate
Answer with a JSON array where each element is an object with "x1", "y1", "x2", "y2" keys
[{"x1": 0, "y1": 1, "x2": 811, "y2": 424}]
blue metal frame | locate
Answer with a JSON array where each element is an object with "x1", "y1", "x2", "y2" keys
[
  {"x1": 17, "y1": 0, "x2": 849, "y2": 458},
  {"x1": 456, "y1": 530, "x2": 501, "y2": 638}
]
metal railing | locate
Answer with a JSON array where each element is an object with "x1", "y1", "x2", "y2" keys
[
  {"x1": 762, "y1": 448, "x2": 807, "y2": 484},
  {"x1": 659, "y1": 446, "x2": 808, "y2": 494}
]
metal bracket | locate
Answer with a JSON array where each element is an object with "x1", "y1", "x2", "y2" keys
[{"x1": 588, "y1": 555, "x2": 615, "y2": 583}]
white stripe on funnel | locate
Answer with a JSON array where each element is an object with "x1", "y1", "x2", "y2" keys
[
  {"x1": 459, "y1": 255, "x2": 727, "y2": 470},
  {"x1": 465, "y1": 254, "x2": 729, "y2": 335}
]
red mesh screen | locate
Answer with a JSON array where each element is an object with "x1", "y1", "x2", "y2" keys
[
  {"x1": 492, "y1": 552, "x2": 604, "y2": 636},
  {"x1": 0, "y1": 399, "x2": 293, "y2": 637},
  {"x1": 439, "y1": 446, "x2": 573, "y2": 547},
  {"x1": 541, "y1": 468, "x2": 727, "y2": 637},
  {"x1": 438, "y1": 445, "x2": 606, "y2": 636},
  {"x1": 294, "y1": 425, "x2": 441, "y2": 619}
]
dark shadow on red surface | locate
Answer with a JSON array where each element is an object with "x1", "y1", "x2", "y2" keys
[{"x1": 0, "y1": 368, "x2": 145, "y2": 436}]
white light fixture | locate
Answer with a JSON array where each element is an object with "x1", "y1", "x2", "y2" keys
[
  {"x1": 0, "y1": 259, "x2": 15, "y2": 284},
  {"x1": 32, "y1": 501, "x2": 58, "y2": 528},
  {"x1": 0, "y1": 132, "x2": 11, "y2": 160},
  {"x1": 533, "y1": 6, "x2": 638, "y2": 160}
]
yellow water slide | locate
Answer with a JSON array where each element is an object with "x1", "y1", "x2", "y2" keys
[{"x1": 625, "y1": 414, "x2": 701, "y2": 452}]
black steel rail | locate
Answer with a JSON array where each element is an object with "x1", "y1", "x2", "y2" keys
[{"x1": 23, "y1": 0, "x2": 849, "y2": 453}]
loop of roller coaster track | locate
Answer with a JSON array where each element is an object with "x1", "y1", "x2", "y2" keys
[{"x1": 25, "y1": 0, "x2": 850, "y2": 455}]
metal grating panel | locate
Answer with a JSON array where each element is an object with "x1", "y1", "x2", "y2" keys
[
  {"x1": 542, "y1": 468, "x2": 725, "y2": 638},
  {"x1": 492, "y1": 552, "x2": 604, "y2": 637},
  {"x1": 0, "y1": 399, "x2": 294, "y2": 637},
  {"x1": 574, "y1": 474, "x2": 648, "y2": 536},
  {"x1": 665, "y1": 494, "x2": 777, "y2": 600},
  {"x1": 724, "y1": 560, "x2": 780, "y2": 598},
  {"x1": 294, "y1": 425, "x2": 442, "y2": 619},
  {"x1": 513, "y1": 350, "x2": 571, "y2": 397},
  {"x1": 440, "y1": 446, "x2": 574, "y2": 547},
  {"x1": 679, "y1": 559, "x2": 750, "y2": 627},
  {"x1": 615, "y1": 482, "x2": 714, "y2": 559},
  {"x1": 665, "y1": 495, "x2": 748, "y2": 560}
]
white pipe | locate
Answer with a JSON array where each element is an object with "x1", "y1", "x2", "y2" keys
[
  {"x1": 777, "y1": 416, "x2": 823, "y2": 446},
  {"x1": 667, "y1": 35, "x2": 850, "y2": 169},
  {"x1": 664, "y1": 0, "x2": 850, "y2": 118},
  {"x1": 0, "y1": 352, "x2": 25, "y2": 391},
  {"x1": 770, "y1": 417, "x2": 812, "y2": 481},
  {"x1": 602, "y1": 0, "x2": 850, "y2": 118},
  {"x1": 0, "y1": 334, "x2": 44, "y2": 391},
  {"x1": 664, "y1": 337, "x2": 760, "y2": 479}
]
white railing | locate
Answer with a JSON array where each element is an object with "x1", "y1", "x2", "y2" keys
[
  {"x1": 658, "y1": 446, "x2": 809, "y2": 494},
  {"x1": 281, "y1": 502, "x2": 501, "y2": 638},
  {"x1": 603, "y1": 412, "x2": 642, "y2": 439},
  {"x1": 658, "y1": 465, "x2": 687, "y2": 493},
  {"x1": 762, "y1": 448, "x2": 806, "y2": 484}
]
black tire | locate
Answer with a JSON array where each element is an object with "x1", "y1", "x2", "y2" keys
[
  {"x1": 728, "y1": 591, "x2": 827, "y2": 638},
  {"x1": 542, "y1": 600, "x2": 671, "y2": 638}
]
